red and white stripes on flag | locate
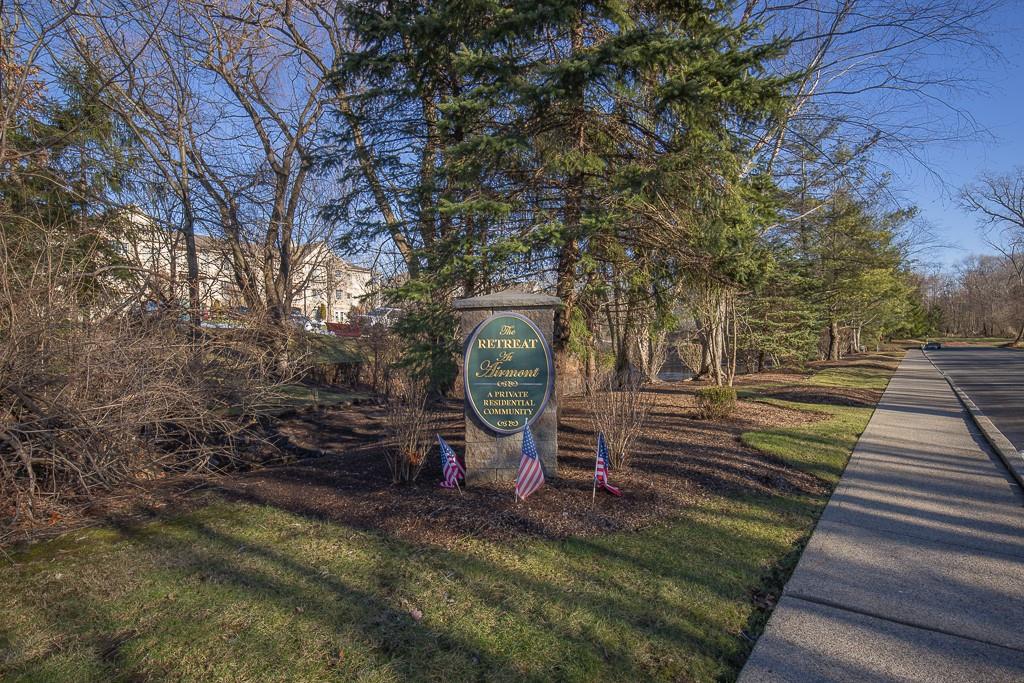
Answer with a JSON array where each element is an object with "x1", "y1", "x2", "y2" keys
[
  {"x1": 594, "y1": 433, "x2": 622, "y2": 496},
  {"x1": 514, "y1": 426, "x2": 545, "y2": 501},
  {"x1": 437, "y1": 435, "x2": 465, "y2": 489}
]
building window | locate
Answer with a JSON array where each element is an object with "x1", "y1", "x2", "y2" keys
[{"x1": 335, "y1": 289, "x2": 345, "y2": 299}]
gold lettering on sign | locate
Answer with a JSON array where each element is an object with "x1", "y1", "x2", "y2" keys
[
  {"x1": 481, "y1": 389, "x2": 537, "y2": 416},
  {"x1": 476, "y1": 338, "x2": 538, "y2": 350},
  {"x1": 475, "y1": 360, "x2": 542, "y2": 379},
  {"x1": 465, "y1": 314, "x2": 550, "y2": 431}
]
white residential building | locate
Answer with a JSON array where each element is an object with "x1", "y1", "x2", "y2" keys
[
  {"x1": 124, "y1": 211, "x2": 372, "y2": 322},
  {"x1": 291, "y1": 243, "x2": 374, "y2": 322}
]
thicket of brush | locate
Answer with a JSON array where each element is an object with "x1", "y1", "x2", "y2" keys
[{"x1": 0, "y1": 230, "x2": 288, "y2": 530}]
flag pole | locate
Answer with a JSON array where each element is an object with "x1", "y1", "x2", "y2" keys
[{"x1": 591, "y1": 441, "x2": 600, "y2": 507}]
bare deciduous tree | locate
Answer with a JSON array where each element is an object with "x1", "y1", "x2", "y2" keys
[
  {"x1": 960, "y1": 169, "x2": 1024, "y2": 342},
  {"x1": 746, "y1": 0, "x2": 996, "y2": 176},
  {"x1": 62, "y1": 0, "x2": 350, "y2": 370}
]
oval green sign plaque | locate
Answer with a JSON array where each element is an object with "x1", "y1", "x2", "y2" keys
[{"x1": 464, "y1": 312, "x2": 553, "y2": 434}]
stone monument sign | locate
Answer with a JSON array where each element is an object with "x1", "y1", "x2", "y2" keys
[{"x1": 454, "y1": 291, "x2": 560, "y2": 483}]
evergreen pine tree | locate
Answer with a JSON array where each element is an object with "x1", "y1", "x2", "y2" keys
[{"x1": 330, "y1": 0, "x2": 792, "y2": 386}]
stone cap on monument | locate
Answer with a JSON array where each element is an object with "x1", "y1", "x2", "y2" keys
[{"x1": 453, "y1": 290, "x2": 562, "y2": 311}]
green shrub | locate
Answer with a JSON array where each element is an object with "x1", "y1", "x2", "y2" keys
[{"x1": 694, "y1": 386, "x2": 737, "y2": 420}]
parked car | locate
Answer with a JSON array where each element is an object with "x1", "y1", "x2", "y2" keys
[
  {"x1": 357, "y1": 307, "x2": 403, "y2": 328},
  {"x1": 922, "y1": 341, "x2": 942, "y2": 350},
  {"x1": 289, "y1": 313, "x2": 329, "y2": 334}
]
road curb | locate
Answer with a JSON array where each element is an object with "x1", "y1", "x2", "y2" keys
[{"x1": 923, "y1": 351, "x2": 1024, "y2": 491}]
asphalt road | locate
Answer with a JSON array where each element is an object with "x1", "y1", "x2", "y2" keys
[{"x1": 926, "y1": 346, "x2": 1024, "y2": 452}]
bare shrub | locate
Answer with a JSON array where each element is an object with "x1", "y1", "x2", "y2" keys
[
  {"x1": 675, "y1": 341, "x2": 703, "y2": 376},
  {"x1": 584, "y1": 370, "x2": 653, "y2": 469},
  {"x1": 0, "y1": 232, "x2": 285, "y2": 528},
  {"x1": 383, "y1": 373, "x2": 437, "y2": 483},
  {"x1": 361, "y1": 323, "x2": 401, "y2": 394}
]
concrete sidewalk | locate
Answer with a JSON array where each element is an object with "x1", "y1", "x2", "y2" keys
[{"x1": 739, "y1": 351, "x2": 1024, "y2": 682}]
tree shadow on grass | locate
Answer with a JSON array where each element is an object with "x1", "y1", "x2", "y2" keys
[
  {"x1": 4, "y1": 489, "x2": 830, "y2": 682},
  {"x1": 8, "y1": 514, "x2": 521, "y2": 681},
  {"x1": 761, "y1": 388, "x2": 878, "y2": 409}
]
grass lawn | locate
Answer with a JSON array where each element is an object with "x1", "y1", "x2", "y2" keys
[
  {"x1": 0, "y1": 360, "x2": 897, "y2": 682},
  {"x1": 305, "y1": 334, "x2": 363, "y2": 365},
  {"x1": 806, "y1": 353, "x2": 902, "y2": 391},
  {"x1": 224, "y1": 385, "x2": 367, "y2": 418},
  {"x1": 271, "y1": 384, "x2": 369, "y2": 412},
  {"x1": 741, "y1": 402, "x2": 865, "y2": 485}
]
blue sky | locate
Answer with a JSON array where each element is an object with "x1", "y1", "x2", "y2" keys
[{"x1": 885, "y1": 2, "x2": 1024, "y2": 269}]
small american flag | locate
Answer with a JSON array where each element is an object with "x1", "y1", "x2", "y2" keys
[
  {"x1": 594, "y1": 433, "x2": 621, "y2": 496},
  {"x1": 437, "y1": 435, "x2": 465, "y2": 489},
  {"x1": 514, "y1": 426, "x2": 545, "y2": 501}
]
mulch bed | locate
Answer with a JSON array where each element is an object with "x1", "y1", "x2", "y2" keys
[
  {"x1": 198, "y1": 383, "x2": 828, "y2": 547},
  {"x1": 7, "y1": 365, "x2": 887, "y2": 549}
]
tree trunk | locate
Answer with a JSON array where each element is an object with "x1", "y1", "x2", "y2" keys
[
  {"x1": 336, "y1": 97, "x2": 418, "y2": 276},
  {"x1": 182, "y1": 205, "x2": 201, "y2": 327},
  {"x1": 552, "y1": 14, "x2": 586, "y2": 395},
  {"x1": 695, "y1": 317, "x2": 712, "y2": 378},
  {"x1": 632, "y1": 327, "x2": 649, "y2": 381},
  {"x1": 712, "y1": 299, "x2": 726, "y2": 385},
  {"x1": 647, "y1": 329, "x2": 669, "y2": 383},
  {"x1": 828, "y1": 320, "x2": 841, "y2": 361},
  {"x1": 581, "y1": 295, "x2": 600, "y2": 386},
  {"x1": 271, "y1": 318, "x2": 292, "y2": 378},
  {"x1": 725, "y1": 292, "x2": 738, "y2": 386},
  {"x1": 694, "y1": 289, "x2": 727, "y2": 384}
]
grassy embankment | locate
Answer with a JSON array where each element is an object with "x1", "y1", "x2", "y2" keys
[
  {"x1": 264, "y1": 335, "x2": 368, "y2": 414},
  {"x1": 0, "y1": 358, "x2": 899, "y2": 682}
]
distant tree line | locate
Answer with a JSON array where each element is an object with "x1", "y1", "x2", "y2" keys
[
  {"x1": 2, "y1": 0, "x2": 995, "y2": 376},
  {"x1": 924, "y1": 256, "x2": 1023, "y2": 341},
  {"x1": 922, "y1": 167, "x2": 1024, "y2": 342}
]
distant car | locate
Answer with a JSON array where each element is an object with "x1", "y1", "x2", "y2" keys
[
  {"x1": 357, "y1": 306, "x2": 403, "y2": 328},
  {"x1": 922, "y1": 341, "x2": 942, "y2": 350},
  {"x1": 289, "y1": 313, "x2": 329, "y2": 334}
]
